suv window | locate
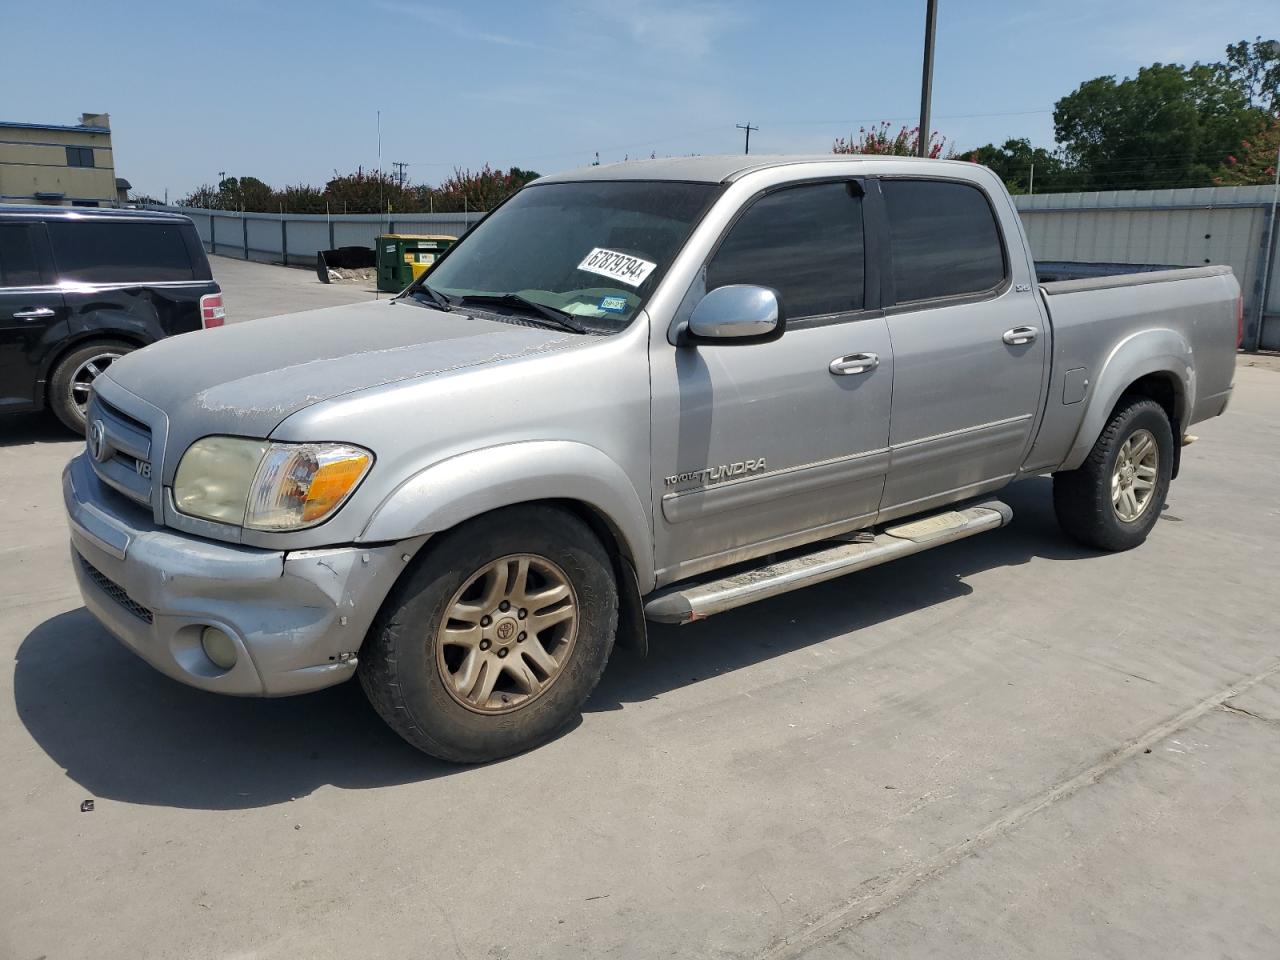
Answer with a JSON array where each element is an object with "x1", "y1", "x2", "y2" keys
[
  {"x1": 707, "y1": 182, "x2": 865, "y2": 319},
  {"x1": 0, "y1": 224, "x2": 42, "y2": 287},
  {"x1": 882, "y1": 179, "x2": 1005, "y2": 302},
  {"x1": 47, "y1": 221, "x2": 195, "y2": 284}
]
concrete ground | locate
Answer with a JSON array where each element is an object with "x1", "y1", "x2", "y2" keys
[
  {"x1": 212, "y1": 254, "x2": 380, "y2": 322},
  {"x1": 2, "y1": 258, "x2": 1278, "y2": 959}
]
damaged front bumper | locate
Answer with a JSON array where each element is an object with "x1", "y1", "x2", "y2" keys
[{"x1": 63, "y1": 453, "x2": 425, "y2": 696}]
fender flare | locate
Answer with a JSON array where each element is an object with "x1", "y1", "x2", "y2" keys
[
  {"x1": 1061, "y1": 327, "x2": 1193, "y2": 471},
  {"x1": 358, "y1": 440, "x2": 656, "y2": 591}
]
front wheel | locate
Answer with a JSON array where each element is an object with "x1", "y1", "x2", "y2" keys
[
  {"x1": 359, "y1": 506, "x2": 618, "y2": 763},
  {"x1": 1052, "y1": 396, "x2": 1174, "y2": 551}
]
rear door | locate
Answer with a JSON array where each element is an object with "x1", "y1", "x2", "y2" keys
[
  {"x1": 0, "y1": 222, "x2": 65, "y2": 413},
  {"x1": 877, "y1": 177, "x2": 1047, "y2": 518},
  {"x1": 649, "y1": 179, "x2": 894, "y2": 584},
  {"x1": 45, "y1": 218, "x2": 204, "y2": 341}
]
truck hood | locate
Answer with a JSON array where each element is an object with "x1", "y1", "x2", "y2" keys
[{"x1": 100, "y1": 298, "x2": 578, "y2": 445}]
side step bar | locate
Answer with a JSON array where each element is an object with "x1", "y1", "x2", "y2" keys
[{"x1": 643, "y1": 500, "x2": 1012, "y2": 625}]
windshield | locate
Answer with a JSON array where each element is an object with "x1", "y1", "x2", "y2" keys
[{"x1": 414, "y1": 180, "x2": 721, "y2": 329}]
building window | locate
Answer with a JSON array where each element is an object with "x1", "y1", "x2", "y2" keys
[{"x1": 65, "y1": 146, "x2": 96, "y2": 168}]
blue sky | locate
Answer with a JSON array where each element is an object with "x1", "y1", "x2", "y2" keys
[{"x1": 3, "y1": 0, "x2": 1273, "y2": 198}]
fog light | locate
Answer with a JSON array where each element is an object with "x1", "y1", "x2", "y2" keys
[{"x1": 200, "y1": 626, "x2": 238, "y2": 670}]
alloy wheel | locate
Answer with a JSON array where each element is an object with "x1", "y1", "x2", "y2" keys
[
  {"x1": 1111, "y1": 428, "x2": 1159, "y2": 522},
  {"x1": 435, "y1": 554, "x2": 578, "y2": 714}
]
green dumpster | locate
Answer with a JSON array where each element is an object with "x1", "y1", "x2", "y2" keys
[{"x1": 376, "y1": 234, "x2": 457, "y2": 293}]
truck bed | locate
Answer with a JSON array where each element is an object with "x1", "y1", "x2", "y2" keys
[
  {"x1": 1035, "y1": 260, "x2": 1183, "y2": 284},
  {"x1": 1021, "y1": 263, "x2": 1239, "y2": 474}
]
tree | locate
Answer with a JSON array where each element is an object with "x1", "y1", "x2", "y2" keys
[
  {"x1": 833, "y1": 122, "x2": 946, "y2": 158},
  {"x1": 276, "y1": 184, "x2": 327, "y2": 213},
  {"x1": 219, "y1": 176, "x2": 274, "y2": 212},
  {"x1": 963, "y1": 139, "x2": 1078, "y2": 194},
  {"x1": 427, "y1": 165, "x2": 540, "y2": 212},
  {"x1": 322, "y1": 168, "x2": 419, "y2": 214},
  {"x1": 179, "y1": 184, "x2": 220, "y2": 208},
  {"x1": 1222, "y1": 36, "x2": 1280, "y2": 114},
  {"x1": 1054, "y1": 51, "x2": 1272, "y2": 191}
]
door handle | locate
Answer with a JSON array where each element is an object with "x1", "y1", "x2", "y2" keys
[
  {"x1": 829, "y1": 352, "x2": 879, "y2": 375},
  {"x1": 13, "y1": 307, "x2": 56, "y2": 320},
  {"x1": 1002, "y1": 326, "x2": 1038, "y2": 345}
]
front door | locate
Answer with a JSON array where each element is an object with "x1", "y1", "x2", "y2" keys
[
  {"x1": 876, "y1": 177, "x2": 1048, "y2": 518},
  {"x1": 649, "y1": 180, "x2": 894, "y2": 585},
  {"x1": 0, "y1": 222, "x2": 65, "y2": 413}
]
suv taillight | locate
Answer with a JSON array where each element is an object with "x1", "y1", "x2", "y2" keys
[
  {"x1": 200, "y1": 292, "x2": 226, "y2": 329},
  {"x1": 1235, "y1": 294, "x2": 1244, "y2": 347}
]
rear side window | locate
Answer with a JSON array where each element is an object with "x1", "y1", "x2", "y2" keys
[
  {"x1": 882, "y1": 179, "x2": 1005, "y2": 302},
  {"x1": 707, "y1": 181, "x2": 865, "y2": 319},
  {"x1": 0, "y1": 224, "x2": 42, "y2": 287},
  {"x1": 47, "y1": 221, "x2": 195, "y2": 283}
]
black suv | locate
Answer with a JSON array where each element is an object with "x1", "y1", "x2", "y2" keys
[{"x1": 0, "y1": 206, "x2": 222, "y2": 433}]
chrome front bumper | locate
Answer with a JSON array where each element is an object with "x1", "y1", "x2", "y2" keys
[{"x1": 63, "y1": 453, "x2": 424, "y2": 696}]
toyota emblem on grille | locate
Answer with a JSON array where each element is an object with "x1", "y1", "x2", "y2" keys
[{"x1": 88, "y1": 419, "x2": 108, "y2": 462}]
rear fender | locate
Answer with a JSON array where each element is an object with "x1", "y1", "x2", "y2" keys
[
  {"x1": 359, "y1": 440, "x2": 656, "y2": 591},
  {"x1": 1061, "y1": 327, "x2": 1192, "y2": 471}
]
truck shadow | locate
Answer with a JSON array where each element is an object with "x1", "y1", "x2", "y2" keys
[
  {"x1": 14, "y1": 478, "x2": 1097, "y2": 810},
  {"x1": 589, "y1": 477, "x2": 1091, "y2": 710},
  {"x1": 0, "y1": 411, "x2": 77, "y2": 448}
]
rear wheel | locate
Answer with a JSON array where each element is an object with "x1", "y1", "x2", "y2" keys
[
  {"x1": 359, "y1": 505, "x2": 618, "y2": 763},
  {"x1": 48, "y1": 340, "x2": 135, "y2": 434},
  {"x1": 1052, "y1": 397, "x2": 1173, "y2": 551}
]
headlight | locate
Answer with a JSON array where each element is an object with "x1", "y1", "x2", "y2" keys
[{"x1": 174, "y1": 437, "x2": 372, "y2": 531}]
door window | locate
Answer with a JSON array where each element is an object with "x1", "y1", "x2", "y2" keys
[
  {"x1": 46, "y1": 221, "x2": 195, "y2": 283},
  {"x1": 0, "y1": 225, "x2": 42, "y2": 288},
  {"x1": 706, "y1": 182, "x2": 865, "y2": 319},
  {"x1": 882, "y1": 179, "x2": 1005, "y2": 303}
]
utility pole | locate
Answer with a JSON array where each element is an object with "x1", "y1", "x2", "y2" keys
[
  {"x1": 917, "y1": 0, "x2": 938, "y2": 157},
  {"x1": 736, "y1": 122, "x2": 758, "y2": 155},
  {"x1": 392, "y1": 161, "x2": 408, "y2": 187},
  {"x1": 1028, "y1": 163, "x2": 1035, "y2": 196}
]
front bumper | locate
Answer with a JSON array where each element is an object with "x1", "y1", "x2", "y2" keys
[{"x1": 63, "y1": 453, "x2": 424, "y2": 696}]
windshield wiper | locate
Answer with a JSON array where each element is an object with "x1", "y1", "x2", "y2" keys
[
  {"x1": 456, "y1": 293, "x2": 588, "y2": 334},
  {"x1": 408, "y1": 282, "x2": 454, "y2": 312}
]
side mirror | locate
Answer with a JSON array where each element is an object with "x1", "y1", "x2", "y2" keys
[{"x1": 685, "y1": 285, "x2": 784, "y2": 344}]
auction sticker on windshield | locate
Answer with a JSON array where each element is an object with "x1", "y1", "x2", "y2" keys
[{"x1": 576, "y1": 248, "x2": 657, "y2": 287}]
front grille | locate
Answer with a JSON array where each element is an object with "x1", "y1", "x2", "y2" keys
[
  {"x1": 78, "y1": 554, "x2": 154, "y2": 624},
  {"x1": 88, "y1": 396, "x2": 155, "y2": 506}
]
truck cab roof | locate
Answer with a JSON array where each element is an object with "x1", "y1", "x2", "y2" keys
[{"x1": 535, "y1": 153, "x2": 977, "y2": 185}]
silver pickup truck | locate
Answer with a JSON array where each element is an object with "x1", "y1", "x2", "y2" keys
[{"x1": 63, "y1": 155, "x2": 1239, "y2": 762}]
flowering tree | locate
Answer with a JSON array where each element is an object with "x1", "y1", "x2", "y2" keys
[
  {"x1": 427, "y1": 165, "x2": 541, "y2": 212},
  {"x1": 833, "y1": 122, "x2": 947, "y2": 158},
  {"x1": 1214, "y1": 119, "x2": 1280, "y2": 185}
]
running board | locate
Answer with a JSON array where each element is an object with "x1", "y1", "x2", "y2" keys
[{"x1": 643, "y1": 500, "x2": 1013, "y2": 625}]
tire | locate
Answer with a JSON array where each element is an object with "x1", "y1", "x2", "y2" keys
[
  {"x1": 359, "y1": 505, "x2": 618, "y2": 763},
  {"x1": 48, "y1": 340, "x2": 135, "y2": 434},
  {"x1": 1052, "y1": 396, "x2": 1174, "y2": 551}
]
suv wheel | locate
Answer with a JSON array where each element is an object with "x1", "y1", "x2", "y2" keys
[
  {"x1": 49, "y1": 340, "x2": 134, "y2": 434},
  {"x1": 1052, "y1": 396, "x2": 1174, "y2": 551},
  {"x1": 359, "y1": 505, "x2": 618, "y2": 763}
]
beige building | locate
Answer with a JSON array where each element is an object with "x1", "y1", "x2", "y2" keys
[{"x1": 0, "y1": 112, "x2": 126, "y2": 207}]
